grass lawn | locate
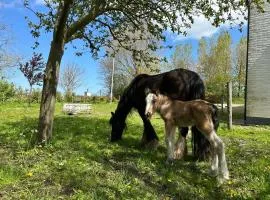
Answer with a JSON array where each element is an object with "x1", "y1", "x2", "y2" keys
[{"x1": 0, "y1": 102, "x2": 270, "y2": 199}]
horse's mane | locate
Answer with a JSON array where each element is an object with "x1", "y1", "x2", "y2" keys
[{"x1": 118, "y1": 74, "x2": 149, "y2": 107}]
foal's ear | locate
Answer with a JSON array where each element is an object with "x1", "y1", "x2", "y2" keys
[
  {"x1": 111, "y1": 112, "x2": 115, "y2": 116},
  {"x1": 145, "y1": 88, "x2": 151, "y2": 95}
]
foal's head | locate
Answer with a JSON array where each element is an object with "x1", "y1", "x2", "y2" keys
[{"x1": 145, "y1": 92, "x2": 158, "y2": 119}]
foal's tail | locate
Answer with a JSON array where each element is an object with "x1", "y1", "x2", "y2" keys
[{"x1": 210, "y1": 104, "x2": 219, "y2": 131}]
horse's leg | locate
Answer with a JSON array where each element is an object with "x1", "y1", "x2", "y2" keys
[
  {"x1": 138, "y1": 110, "x2": 159, "y2": 149},
  {"x1": 192, "y1": 126, "x2": 211, "y2": 161},
  {"x1": 174, "y1": 127, "x2": 188, "y2": 159},
  {"x1": 209, "y1": 143, "x2": 219, "y2": 177},
  {"x1": 165, "y1": 122, "x2": 176, "y2": 163},
  {"x1": 207, "y1": 131, "x2": 229, "y2": 183},
  {"x1": 215, "y1": 134, "x2": 229, "y2": 181}
]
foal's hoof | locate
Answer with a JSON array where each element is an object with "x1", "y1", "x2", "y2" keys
[
  {"x1": 217, "y1": 175, "x2": 230, "y2": 185},
  {"x1": 174, "y1": 143, "x2": 187, "y2": 160},
  {"x1": 174, "y1": 149, "x2": 185, "y2": 160},
  {"x1": 222, "y1": 172, "x2": 230, "y2": 180}
]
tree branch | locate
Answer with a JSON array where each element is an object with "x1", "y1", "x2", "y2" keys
[{"x1": 54, "y1": 0, "x2": 73, "y2": 41}]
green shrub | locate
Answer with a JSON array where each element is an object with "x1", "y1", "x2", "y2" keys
[
  {"x1": 56, "y1": 91, "x2": 64, "y2": 102},
  {"x1": 30, "y1": 88, "x2": 42, "y2": 103},
  {"x1": 0, "y1": 79, "x2": 16, "y2": 102}
]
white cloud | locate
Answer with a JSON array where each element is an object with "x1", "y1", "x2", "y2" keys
[
  {"x1": 178, "y1": 16, "x2": 218, "y2": 40},
  {"x1": 176, "y1": 10, "x2": 247, "y2": 40}
]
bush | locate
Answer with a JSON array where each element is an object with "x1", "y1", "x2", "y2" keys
[
  {"x1": 56, "y1": 91, "x2": 64, "y2": 102},
  {"x1": 31, "y1": 88, "x2": 42, "y2": 103},
  {"x1": 205, "y1": 92, "x2": 221, "y2": 103},
  {"x1": 64, "y1": 92, "x2": 75, "y2": 103},
  {"x1": 0, "y1": 79, "x2": 16, "y2": 102}
]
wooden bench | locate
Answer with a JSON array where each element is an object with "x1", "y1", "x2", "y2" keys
[{"x1": 63, "y1": 103, "x2": 92, "y2": 115}]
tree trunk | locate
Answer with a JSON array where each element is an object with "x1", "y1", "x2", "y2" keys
[
  {"x1": 28, "y1": 85, "x2": 32, "y2": 106},
  {"x1": 37, "y1": 1, "x2": 72, "y2": 144},
  {"x1": 38, "y1": 41, "x2": 64, "y2": 144}
]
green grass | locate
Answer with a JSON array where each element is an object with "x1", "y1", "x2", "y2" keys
[{"x1": 0, "y1": 102, "x2": 270, "y2": 199}]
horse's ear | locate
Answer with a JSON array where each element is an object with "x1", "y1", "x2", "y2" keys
[
  {"x1": 155, "y1": 89, "x2": 160, "y2": 95},
  {"x1": 111, "y1": 112, "x2": 115, "y2": 116},
  {"x1": 145, "y1": 88, "x2": 151, "y2": 95}
]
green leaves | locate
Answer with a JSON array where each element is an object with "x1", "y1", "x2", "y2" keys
[
  {"x1": 19, "y1": 52, "x2": 45, "y2": 87},
  {"x1": 24, "y1": 0, "x2": 266, "y2": 61},
  {"x1": 198, "y1": 31, "x2": 232, "y2": 98}
]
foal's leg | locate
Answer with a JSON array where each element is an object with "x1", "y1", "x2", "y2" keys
[
  {"x1": 165, "y1": 122, "x2": 176, "y2": 163},
  {"x1": 215, "y1": 134, "x2": 229, "y2": 181},
  {"x1": 209, "y1": 143, "x2": 219, "y2": 177},
  {"x1": 174, "y1": 127, "x2": 188, "y2": 159},
  {"x1": 207, "y1": 131, "x2": 229, "y2": 183}
]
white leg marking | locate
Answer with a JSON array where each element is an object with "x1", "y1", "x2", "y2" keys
[
  {"x1": 165, "y1": 123, "x2": 176, "y2": 162},
  {"x1": 209, "y1": 147, "x2": 219, "y2": 177},
  {"x1": 174, "y1": 135, "x2": 186, "y2": 159},
  {"x1": 213, "y1": 133, "x2": 229, "y2": 181},
  {"x1": 206, "y1": 132, "x2": 219, "y2": 177}
]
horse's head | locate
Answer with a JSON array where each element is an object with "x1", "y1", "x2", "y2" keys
[
  {"x1": 145, "y1": 91, "x2": 158, "y2": 119},
  {"x1": 109, "y1": 111, "x2": 126, "y2": 141}
]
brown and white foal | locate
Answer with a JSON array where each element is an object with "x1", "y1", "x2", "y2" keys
[{"x1": 145, "y1": 91, "x2": 229, "y2": 183}]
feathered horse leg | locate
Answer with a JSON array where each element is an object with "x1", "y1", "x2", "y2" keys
[
  {"x1": 139, "y1": 110, "x2": 159, "y2": 149},
  {"x1": 165, "y1": 122, "x2": 176, "y2": 163},
  {"x1": 174, "y1": 127, "x2": 188, "y2": 159},
  {"x1": 192, "y1": 126, "x2": 211, "y2": 161}
]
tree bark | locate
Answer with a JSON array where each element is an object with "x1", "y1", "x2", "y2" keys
[
  {"x1": 37, "y1": 1, "x2": 72, "y2": 144},
  {"x1": 28, "y1": 85, "x2": 32, "y2": 106},
  {"x1": 38, "y1": 42, "x2": 64, "y2": 144}
]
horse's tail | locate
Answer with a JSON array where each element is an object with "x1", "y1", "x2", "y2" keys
[{"x1": 210, "y1": 104, "x2": 219, "y2": 131}]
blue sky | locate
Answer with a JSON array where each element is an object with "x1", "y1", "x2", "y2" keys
[{"x1": 0, "y1": 0, "x2": 247, "y2": 95}]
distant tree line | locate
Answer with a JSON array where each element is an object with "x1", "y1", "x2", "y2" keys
[
  {"x1": 197, "y1": 31, "x2": 247, "y2": 102},
  {"x1": 100, "y1": 31, "x2": 247, "y2": 103},
  {"x1": 0, "y1": 81, "x2": 114, "y2": 104}
]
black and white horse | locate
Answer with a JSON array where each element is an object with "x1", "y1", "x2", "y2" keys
[{"x1": 109, "y1": 68, "x2": 210, "y2": 160}]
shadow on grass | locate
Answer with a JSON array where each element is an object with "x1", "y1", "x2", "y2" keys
[{"x1": 1, "y1": 114, "x2": 231, "y2": 199}]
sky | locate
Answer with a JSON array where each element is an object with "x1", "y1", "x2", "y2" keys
[{"x1": 0, "y1": 0, "x2": 247, "y2": 95}]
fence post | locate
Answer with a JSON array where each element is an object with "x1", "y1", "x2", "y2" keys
[
  {"x1": 110, "y1": 58, "x2": 115, "y2": 103},
  {"x1": 227, "y1": 81, "x2": 232, "y2": 130}
]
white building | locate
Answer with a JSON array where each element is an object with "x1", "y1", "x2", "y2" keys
[{"x1": 245, "y1": 2, "x2": 270, "y2": 124}]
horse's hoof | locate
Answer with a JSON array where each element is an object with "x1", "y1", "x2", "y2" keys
[{"x1": 166, "y1": 158, "x2": 174, "y2": 165}]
